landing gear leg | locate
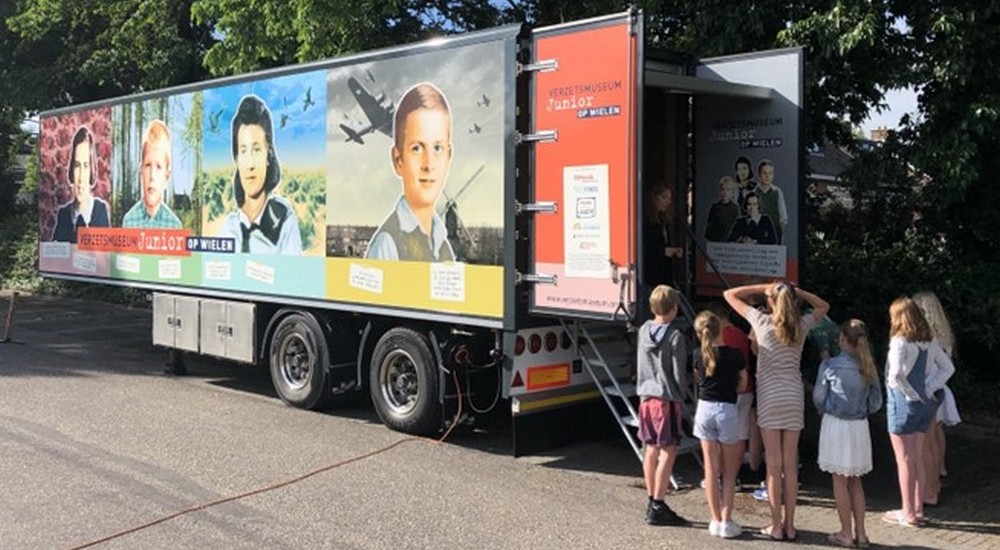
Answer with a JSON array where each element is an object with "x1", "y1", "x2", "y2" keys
[{"x1": 165, "y1": 349, "x2": 187, "y2": 376}]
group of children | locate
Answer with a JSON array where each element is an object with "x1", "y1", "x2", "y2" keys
[{"x1": 637, "y1": 282, "x2": 958, "y2": 547}]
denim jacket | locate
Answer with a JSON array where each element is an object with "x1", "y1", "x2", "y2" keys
[{"x1": 812, "y1": 353, "x2": 882, "y2": 420}]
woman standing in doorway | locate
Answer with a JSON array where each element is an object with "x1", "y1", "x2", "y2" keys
[{"x1": 643, "y1": 182, "x2": 683, "y2": 286}]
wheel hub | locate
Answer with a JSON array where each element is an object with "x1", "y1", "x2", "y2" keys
[
  {"x1": 381, "y1": 349, "x2": 420, "y2": 415},
  {"x1": 280, "y1": 334, "x2": 312, "y2": 390}
]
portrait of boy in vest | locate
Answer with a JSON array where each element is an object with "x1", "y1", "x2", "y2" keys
[{"x1": 365, "y1": 83, "x2": 455, "y2": 262}]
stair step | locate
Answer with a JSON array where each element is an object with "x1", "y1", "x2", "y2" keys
[
  {"x1": 582, "y1": 355, "x2": 633, "y2": 374},
  {"x1": 620, "y1": 414, "x2": 639, "y2": 428},
  {"x1": 561, "y1": 319, "x2": 700, "y2": 465},
  {"x1": 605, "y1": 382, "x2": 636, "y2": 398}
]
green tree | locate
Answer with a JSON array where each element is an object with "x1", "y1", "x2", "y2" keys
[
  {"x1": 3, "y1": 0, "x2": 214, "y2": 112},
  {"x1": 189, "y1": 0, "x2": 504, "y2": 75}
]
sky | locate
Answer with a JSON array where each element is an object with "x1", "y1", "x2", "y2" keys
[{"x1": 861, "y1": 87, "x2": 919, "y2": 137}]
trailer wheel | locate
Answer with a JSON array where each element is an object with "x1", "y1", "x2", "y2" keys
[
  {"x1": 370, "y1": 328, "x2": 440, "y2": 435},
  {"x1": 269, "y1": 312, "x2": 330, "y2": 410}
]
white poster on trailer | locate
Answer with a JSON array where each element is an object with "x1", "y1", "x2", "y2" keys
[
  {"x1": 706, "y1": 241, "x2": 786, "y2": 277},
  {"x1": 563, "y1": 164, "x2": 610, "y2": 278}
]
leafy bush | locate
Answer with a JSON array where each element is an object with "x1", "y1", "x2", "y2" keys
[{"x1": 805, "y1": 141, "x2": 1000, "y2": 415}]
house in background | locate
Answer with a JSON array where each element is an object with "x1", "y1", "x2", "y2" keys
[{"x1": 806, "y1": 128, "x2": 888, "y2": 211}]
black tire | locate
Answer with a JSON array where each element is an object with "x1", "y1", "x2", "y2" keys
[
  {"x1": 269, "y1": 312, "x2": 330, "y2": 410},
  {"x1": 369, "y1": 327, "x2": 440, "y2": 435}
]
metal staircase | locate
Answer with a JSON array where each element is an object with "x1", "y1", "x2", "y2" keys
[{"x1": 561, "y1": 319, "x2": 702, "y2": 489}]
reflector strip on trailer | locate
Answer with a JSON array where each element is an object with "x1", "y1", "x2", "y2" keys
[
  {"x1": 526, "y1": 363, "x2": 571, "y2": 390},
  {"x1": 513, "y1": 390, "x2": 602, "y2": 414}
]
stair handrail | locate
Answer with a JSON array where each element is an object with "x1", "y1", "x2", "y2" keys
[
  {"x1": 683, "y1": 221, "x2": 733, "y2": 292},
  {"x1": 560, "y1": 319, "x2": 642, "y2": 459}
]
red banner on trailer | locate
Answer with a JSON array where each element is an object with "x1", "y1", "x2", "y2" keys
[{"x1": 530, "y1": 14, "x2": 639, "y2": 320}]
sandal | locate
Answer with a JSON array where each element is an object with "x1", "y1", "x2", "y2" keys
[
  {"x1": 759, "y1": 525, "x2": 784, "y2": 541},
  {"x1": 882, "y1": 510, "x2": 918, "y2": 527},
  {"x1": 856, "y1": 537, "x2": 871, "y2": 549},
  {"x1": 827, "y1": 533, "x2": 854, "y2": 548}
]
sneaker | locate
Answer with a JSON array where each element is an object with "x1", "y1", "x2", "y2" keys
[
  {"x1": 708, "y1": 520, "x2": 722, "y2": 536},
  {"x1": 646, "y1": 501, "x2": 671, "y2": 525},
  {"x1": 752, "y1": 486, "x2": 768, "y2": 501},
  {"x1": 647, "y1": 501, "x2": 689, "y2": 526},
  {"x1": 720, "y1": 520, "x2": 743, "y2": 539}
]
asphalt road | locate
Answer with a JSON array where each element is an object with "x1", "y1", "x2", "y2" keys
[{"x1": 1, "y1": 292, "x2": 997, "y2": 549}]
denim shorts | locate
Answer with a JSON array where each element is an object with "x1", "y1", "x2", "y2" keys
[
  {"x1": 887, "y1": 388, "x2": 939, "y2": 435},
  {"x1": 693, "y1": 399, "x2": 740, "y2": 444}
]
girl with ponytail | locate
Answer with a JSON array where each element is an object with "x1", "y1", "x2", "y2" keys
[
  {"x1": 812, "y1": 320, "x2": 882, "y2": 548},
  {"x1": 723, "y1": 281, "x2": 829, "y2": 541},
  {"x1": 692, "y1": 311, "x2": 748, "y2": 539}
]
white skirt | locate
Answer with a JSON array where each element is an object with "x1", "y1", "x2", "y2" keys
[
  {"x1": 817, "y1": 415, "x2": 872, "y2": 477},
  {"x1": 936, "y1": 385, "x2": 961, "y2": 426}
]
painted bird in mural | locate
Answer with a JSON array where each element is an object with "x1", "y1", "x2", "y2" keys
[
  {"x1": 208, "y1": 108, "x2": 224, "y2": 133},
  {"x1": 302, "y1": 87, "x2": 315, "y2": 111}
]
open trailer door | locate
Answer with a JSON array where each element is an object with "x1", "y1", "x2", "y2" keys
[
  {"x1": 691, "y1": 48, "x2": 804, "y2": 295},
  {"x1": 526, "y1": 11, "x2": 641, "y2": 322}
]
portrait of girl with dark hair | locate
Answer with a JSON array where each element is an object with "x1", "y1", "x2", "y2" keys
[
  {"x1": 52, "y1": 126, "x2": 110, "y2": 242},
  {"x1": 219, "y1": 94, "x2": 303, "y2": 254}
]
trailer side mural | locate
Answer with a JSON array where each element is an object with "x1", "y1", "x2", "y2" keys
[
  {"x1": 324, "y1": 40, "x2": 508, "y2": 321},
  {"x1": 37, "y1": 35, "x2": 513, "y2": 325}
]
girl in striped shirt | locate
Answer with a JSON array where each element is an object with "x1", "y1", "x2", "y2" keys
[{"x1": 724, "y1": 282, "x2": 829, "y2": 541}]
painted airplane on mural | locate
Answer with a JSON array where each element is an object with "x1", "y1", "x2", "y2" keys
[{"x1": 340, "y1": 77, "x2": 394, "y2": 145}]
